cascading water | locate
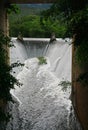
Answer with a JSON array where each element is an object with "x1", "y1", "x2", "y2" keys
[{"x1": 6, "y1": 38, "x2": 82, "y2": 130}]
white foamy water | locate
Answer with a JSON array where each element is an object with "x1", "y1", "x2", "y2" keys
[{"x1": 8, "y1": 38, "x2": 81, "y2": 130}]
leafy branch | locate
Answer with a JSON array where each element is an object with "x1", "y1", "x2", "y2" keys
[
  {"x1": 5, "y1": 3, "x2": 20, "y2": 14},
  {"x1": 59, "y1": 80, "x2": 71, "y2": 91},
  {"x1": 0, "y1": 30, "x2": 22, "y2": 101}
]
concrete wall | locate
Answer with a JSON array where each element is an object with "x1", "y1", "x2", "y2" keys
[
  {"x1": 0, "y1": 2, "x2": 8, "y2": 34},
  {"x1": 0, "y1": 1, "x2": 9, "y2": 64},
  {"x1": 72, "y1": 36, "x2": 88, "y2": 130},
  {"x1": 0, "y1": 2, "x2": 9, "y2": 108}
]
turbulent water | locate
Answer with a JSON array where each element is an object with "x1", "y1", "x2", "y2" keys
[{"x1": 6, "y1": 38, "x2": 82, "y2": 130}]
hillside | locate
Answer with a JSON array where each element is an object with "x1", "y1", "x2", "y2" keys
[
  {"x1": 9, "y1": 4, "x2": 52, "y2": 19},
  {"x1": 9, "y1": 4, "x2": 67, "y2": 38}
]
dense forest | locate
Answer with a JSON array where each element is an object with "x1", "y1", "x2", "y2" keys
[{"x1": 9, "y1": 4, "x2": 67, "y2": 38}]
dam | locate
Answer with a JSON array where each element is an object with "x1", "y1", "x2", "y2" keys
[{"x1": 5, "y1": 38, "x2": 82, "y2": 130}]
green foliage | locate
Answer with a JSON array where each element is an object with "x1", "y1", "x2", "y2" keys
[
  {"x1": 0, "y1": 31, "x2": 23, "y2": 123},
  {"x1": 9, "y1": 14, "x2": 67, "y2": 38},
  {"x1": 6, "y1": 4, "x2": 20, "y2": 14},
  {"x1": 42, "y1": 0, "x2": 88, "y2": 18},
  {"x1": 40, "y1": 0, "x2": 69, "y2": 20},
  {"x1": 41, "y1": 0, "x2": 88, "y2": 38},
  {"x1": 40, "y1": 16, "x2": 67, "y2": 38},
  {"x1": 59, "y1": 80, "x2": 71, "y2": 91},
  {"x1": 40, "y1": 1, "x2": 75, "y2": 38},
  {"x1": 10, "y1": 15, "x2": 43, "y2": 37},
  {"x1": 76, "y1": 42, "x2": 88, "y2": 67},
  {"x1": 68, "y1": 7, "x2": 88, "y2": 46},
  {"x1": 9, "y1": 4, "x2": 67, "y2": 38},
  {"x1": 38, "y1": 57, "x2": 47, "y2": 65},
  {"x1": 0, "y1": 31, "x2": 21, "y2": 101}
]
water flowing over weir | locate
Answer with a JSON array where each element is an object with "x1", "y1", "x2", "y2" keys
[{"x1": 7, "y1": 38, "x2": 82, "y2": 130}]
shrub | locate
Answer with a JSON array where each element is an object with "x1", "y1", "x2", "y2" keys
[{"x1": 38, "y1": 57, "x2": 47, "y2": 65}]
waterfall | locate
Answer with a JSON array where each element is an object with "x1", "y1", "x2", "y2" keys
[{"x1": 6, "y1": 38, "x2": 82, "y2": 130}]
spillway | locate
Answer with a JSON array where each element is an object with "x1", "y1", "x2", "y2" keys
[{"x1": 6, "y1": 38, "x2": 82, "y2": 130}]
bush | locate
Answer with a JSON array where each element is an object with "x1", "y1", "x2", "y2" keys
[
  {"x1": 9, "y1": 15, "x2": 67, "y2": 38},
  {"x1": 58, "y1": 80, "x2": 71, "y2": 91},
  {"x1": 38, "y1": 57, "x2": 47, "y2": 65}
]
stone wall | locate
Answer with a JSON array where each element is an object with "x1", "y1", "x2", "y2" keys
[{"x1": 72, "y1": 36, "x2": 88, "y2": 130}]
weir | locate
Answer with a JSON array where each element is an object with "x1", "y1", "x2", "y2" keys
[
  {"x1": 0, "y1": 1, "x2": 87, "y2": 129},
  {"x1": 6, "y1": 38, "x2": 82, "y2": 130}
]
